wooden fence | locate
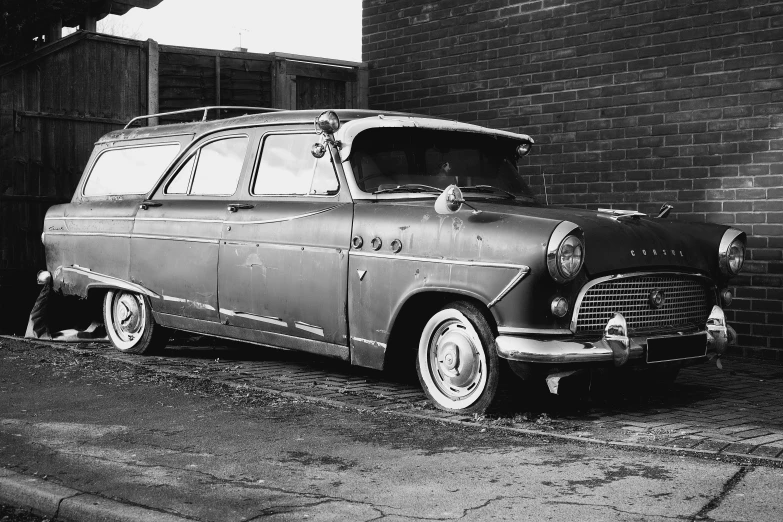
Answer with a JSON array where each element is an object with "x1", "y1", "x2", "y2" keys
[{"x1": 0, "y1": 31, "x2": 367, "y2": 331}]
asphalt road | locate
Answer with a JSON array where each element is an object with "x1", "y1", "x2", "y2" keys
[{"x1": 1, "y1": 338, "x2": 782, "y2": 521}]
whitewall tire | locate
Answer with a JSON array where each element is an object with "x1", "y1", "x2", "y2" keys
[
  {"x1": 416, "y1": 301, "x2": 500, "y2": 413},
  {"x1": 104, "y1": 290, "x2": 167, "y2": 354}
]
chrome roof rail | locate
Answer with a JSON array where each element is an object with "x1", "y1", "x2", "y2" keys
[{"x1": 124, "y1": 106, "x2": 285, "y2": 129}]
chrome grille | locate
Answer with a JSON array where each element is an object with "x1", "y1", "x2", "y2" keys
[{"x1": 574, "y1": 274, "x2": 713, "y2": 334}]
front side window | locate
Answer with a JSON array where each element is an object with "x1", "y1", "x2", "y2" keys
[
  {"x1": 349, "y1": 128, "x2": 536, "y2": 201},
  {"x1": 253, "y1": 134, "x2": 339, "y2": 196},
  {"x1": 83, "y1": 143, "x2": 181, "y2": 196},
  {"x1": 164, "y1": 136, "x2": 248, "y2": 196}
]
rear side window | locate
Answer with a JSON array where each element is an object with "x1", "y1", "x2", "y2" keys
[
  {"x1": 165, "y1": 136, "x2": 248, "y2": 196},
  {"x1": 253, "y1": 134, "x2": 339, "y2": 196},
  {"x1": 83, "y1": 143, "x2": 181, "y2": 196}
]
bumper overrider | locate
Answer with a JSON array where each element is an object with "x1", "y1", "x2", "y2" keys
[{"x1": 496, "y1": 305, "x2": 736, "y2": 366}]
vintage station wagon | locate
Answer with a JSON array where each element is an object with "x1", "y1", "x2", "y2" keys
[{"x1": 38, "y1": 108, "x2": 745, "y2": 413}]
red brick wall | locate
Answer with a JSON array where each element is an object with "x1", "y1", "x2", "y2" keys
[{"x1": 363, "y1": 0, "x2": 783, "y2": 360}]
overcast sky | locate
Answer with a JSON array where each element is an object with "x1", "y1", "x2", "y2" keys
[{"x1": 91, "y1": 0, "x2": 362, "y2": 62}]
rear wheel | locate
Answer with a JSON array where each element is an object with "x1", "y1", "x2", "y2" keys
[
  {"x1": 103, "y1": 290, "x2": 167, "y2": 354},
  {"x1": 416, "y1": 301, "x2": 500, "y2": 413}
]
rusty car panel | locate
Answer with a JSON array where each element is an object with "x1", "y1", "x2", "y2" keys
[{"x1": 219, "y1": 201, "x2": 353, "y2": 345}]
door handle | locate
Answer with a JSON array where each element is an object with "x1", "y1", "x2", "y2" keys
[
  {"x1": 227, "y1": 203, "x2": 254, "y2": 212},
  {"x1": 139, "y1": 201, "x2": 162, "y2": 210}
]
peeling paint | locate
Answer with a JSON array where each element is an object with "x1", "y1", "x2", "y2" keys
[
  {"x1": 161, "y1": 295, "x2": 216, "y2": 311},
  {"x1": 295, "y1": 321, "x2": 325, "y2": 337},
  {"x1": 351, "y1": 337, "x2": 387, "y2": 349}
]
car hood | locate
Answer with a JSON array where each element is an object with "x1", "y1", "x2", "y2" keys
[{"x1": 465, "y1": 201, "x2": 730, "y2": 277}]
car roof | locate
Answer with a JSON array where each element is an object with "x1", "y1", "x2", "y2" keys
[{"x1": 96, "y1": 109, "x2": 419, "y2": 144}]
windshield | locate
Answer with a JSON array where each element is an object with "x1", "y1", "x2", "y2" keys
[{"x1": 349, "y1": 128, "x2": 537, "y2": 201}]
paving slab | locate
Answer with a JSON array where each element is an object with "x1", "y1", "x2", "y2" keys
[
  {"x1": 707, "y1": 467, "x2": 783, "y2": 522},
  {"x1": 4, "y1": 334, "x2": 783, "y2": 465}
]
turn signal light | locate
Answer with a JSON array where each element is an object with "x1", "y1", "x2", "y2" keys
[
  {"x1": 551, "y1": 297, "x2": 569, "y2": 317},
  {"x1": 721, "y1": 289, "x2": 733, "y2": 307}
]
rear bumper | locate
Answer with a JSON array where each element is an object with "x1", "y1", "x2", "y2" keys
[{"x1": 496, "y1": 306, "x2": 736, "y2": 366}]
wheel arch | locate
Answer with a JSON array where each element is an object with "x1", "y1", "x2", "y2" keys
[{"x1": 383, "y1": 288, "x2": 499, "y2": 372}]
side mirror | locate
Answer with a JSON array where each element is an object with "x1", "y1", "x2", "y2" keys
[
  {"x1": 311, "y1": 142, "x2": 326, "y2": 158},
  {"x1": 434, "y1": 185, "x2": 464, "y2": 215}
]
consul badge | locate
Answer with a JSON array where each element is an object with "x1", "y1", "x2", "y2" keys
[
  {"x1": 649, "y1": 289, "x2": 665, "y2": 309},
  {"x1": 630, "y1": 248, "x2": 684, "y2": 257}
]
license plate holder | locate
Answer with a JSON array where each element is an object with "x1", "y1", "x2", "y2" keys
[{"x1": 646, "y1": 332, "x2": 708, "y2": 363}]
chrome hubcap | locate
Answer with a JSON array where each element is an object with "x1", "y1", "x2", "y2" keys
[
  {"x1": 112, "y1": 293, "x2": 143, "y2": 343},
  {"x1": 429, "y1": 320, "x2": 483, "y2": 401}
]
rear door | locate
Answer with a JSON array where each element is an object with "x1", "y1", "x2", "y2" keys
[
  {"x1": 47, "y1": 139, "x2": 186, "y2": 291},
  {"x1": 131, "y1": 132, "x2": 252, "y2": 322},
  {"x1": 217, "y1": 130, "x2": 353, "y2": 347}
]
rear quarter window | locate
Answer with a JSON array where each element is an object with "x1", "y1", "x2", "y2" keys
[{"x1": 83, "y1": 143, "x2": 181, "y2": 196}]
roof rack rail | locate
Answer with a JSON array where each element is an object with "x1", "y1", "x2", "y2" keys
[{"x1": 124, "y1": 106, "x2": 284, "y2": 129}]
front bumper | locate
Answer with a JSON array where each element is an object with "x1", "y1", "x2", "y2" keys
[{"x1": 496, "y1": 305, "x2": 736, "y2": 366}]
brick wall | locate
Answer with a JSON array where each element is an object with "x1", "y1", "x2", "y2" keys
[{"x1": 363, "y1": 0, "x2": 783, "y2": 360}]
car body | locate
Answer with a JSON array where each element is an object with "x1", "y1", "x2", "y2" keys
[{"x1": 39, "y1": 108, "x2": 745, "y2": 413}]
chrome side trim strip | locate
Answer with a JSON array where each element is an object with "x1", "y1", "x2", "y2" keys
[
  {"x1": 136, "y1": 217, "x2": 224, "y2": 224},
  {"x1": 221, "y1": 240, "x2": 338, "y2": 254},
  {"x1": 220, "y1": 308, "x2": 288, "y2": 327},
  {"x1": 497, "y1": 326, "x2": 573, "y2": 336},
  {"x1": 294, "y1": 321, "x2": 325, "y2": 337},
  {"x1": 349, "y1": 250, "x2": 525, "y2": 270},
  {"x1": 45, "y1": 216, "x2": 134, "y2": 221},
  {"x1": 45, "y1": 231, "x2": 219, "y2": 244},
  {"x1": 569, "y1": 271, "x2": 716, "y2": 333},
  {"x1": 488, "y1": 267, "x2": 530, "y2": 308},
  {"x1": 47, "y1": 231, "x2": 131, "y2": 238},
  {"x1": 160, "y1": 295, "x2": 216, "y2": 311},
  {"x1": 132, "y1": 233, "x2": 219, "y2": 244},
  {"x1": 225, "y1": 205, "x2": 342, "y2": 225},
  {"x1": 62, "y1": 266, "x2": 160, "y2": 299}
]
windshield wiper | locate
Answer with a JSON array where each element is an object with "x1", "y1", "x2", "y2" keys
[
  {"x1": 459, "y1": 185, "x2": 516, "y2": 200},
  {"x1": 372, "y1": 183, "x2": 443, "y2": 195}
]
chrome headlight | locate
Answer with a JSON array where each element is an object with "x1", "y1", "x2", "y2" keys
[
  {"x1": 547, "y1": 221, "x2": 584, "y2": 283},
  {"x1": 718, "y1": 229, "x2": 745, "y2": 276}
]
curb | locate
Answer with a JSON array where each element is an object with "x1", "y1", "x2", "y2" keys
[
  {"x1": 5, "y1": 335, "x2": 783, "y2": 469},
  {"x1": 0, "y1": 468, "x2": 191, "y2": 522}
]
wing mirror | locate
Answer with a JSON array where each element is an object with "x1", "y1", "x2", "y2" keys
[{"x1": 435, "y1": 185, "x2": 464, "y2": 215}]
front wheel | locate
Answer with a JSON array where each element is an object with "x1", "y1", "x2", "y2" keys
[
  {"x1": 416, "y1": 301, "x2": 500, "y2": 413},
  {"x1": 104, "y1": 290, "x2": 167, "y2": 354}
]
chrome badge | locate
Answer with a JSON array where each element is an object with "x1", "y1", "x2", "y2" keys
[{"x1": 648, "y1": 289, "x2": 665, "y2": 309}]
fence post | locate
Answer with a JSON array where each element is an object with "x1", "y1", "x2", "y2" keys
[
  {"x1": 147, "y1": 39, "x2": 159, "y2": 125},
  {"x1": 271, "y1": 56, "x2": 295, "y2": 110},
  {"x1": 357, "y1": 63, "x2": 369, "y2": 110}
]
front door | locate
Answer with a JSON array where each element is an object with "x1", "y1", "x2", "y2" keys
[
  {"x1": 131, "y1": 132, "x2": 252, "y2": 322},
  {"x1": 217, "y1": 131, "x2": 353, "y2": 348}
]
